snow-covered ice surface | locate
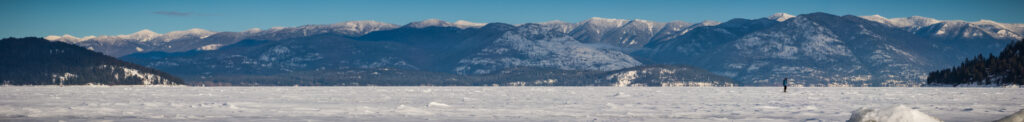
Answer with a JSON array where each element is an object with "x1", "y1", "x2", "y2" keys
[{"x1": 0, "y1": 86, "x2": 1021, "y2": 122}]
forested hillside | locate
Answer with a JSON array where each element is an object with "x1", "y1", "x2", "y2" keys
[{"x1": 927, "y1": 39, "x2": 1024, "y2": 86}]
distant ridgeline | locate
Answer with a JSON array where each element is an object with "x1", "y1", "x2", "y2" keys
[
  {"x1": 0, "y1": 37, "x2": 183, "y2": 85},
  {"x1": 927, "y1": 39, "x2": 1024, "y2": 86}
]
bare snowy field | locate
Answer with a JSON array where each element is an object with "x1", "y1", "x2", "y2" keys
[{"x1": 0, "y1": 86, "x2": 1021, "y2": 122}]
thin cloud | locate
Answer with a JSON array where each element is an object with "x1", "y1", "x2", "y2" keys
[{"x1": 153, "y1": 11, "x2": 191, "y2": 16}]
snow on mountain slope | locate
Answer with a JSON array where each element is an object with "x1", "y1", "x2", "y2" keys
[
  {"x1": 162, "y1": 28, "x2": 216, "y2": 41},
  {"x1": 859, "y1": 15, "x2": 941, "y2": 28},
  {"x1": 455, "y1": 23, "x2": 642, "y2": 74},
  {"x1": 196, "y1": 44, "x2": 224, "y2": 51},
  {"x1": 642, "y1": 18, "x2": 776, "y2": 62},
  {"x1": 604, "y1": 19, "x2": 666, "y2": 47},
  {"x1": 650, "y1": 21, "x2": 693, "y2": 41},
  {"x1": 579, "y1": 17, "x2": 632, "y2": 31},
  {"x1": 648, "y1": 20, "x2": 722, "y2": 45},
  {"x1": 568, "y1": 17, "x2": 667, "y2": 47},
  {"x1": 720, "y1": 15, "x2": 876, "y2": 86},
  {"x1": 117, "y1": 29, "x2": 162, "y2": 42},
  {"x1": 537, "y1": 20, "x2": 578, "y2": 34},
  {"x1": 695, "y1": 20, "x2": 722, "y2": 26},
  {"x1": 405, "y1": 19, "x2": 456, "y2": 28},
  {"x1": 767, "y1": 13, "x2": 795, "y2": 22},
  {"x1": 641, "y1": 13, "x2": 962, "y2": 86},
  {"x1": 569, "y1": 17, "x2": 633, "y2": 43},
  {"x1": 43, "y1": 34, "x2": 94, "y2": 43},
  {"x1": 254, "y1": 20, "x2": 400, "y2": 39},
  {"x1": 99, "y1": 65, "x2": 178, "y2": 85},
  {"x1": 735, "y1": 16, "x2": 854, "y2": 60},
  {"x1": 453, "y1": 20, "x2": 487, "y2": 29},
  {"x1": 315, "y1": 20, "x2": 399, "y2": 35},
  {"x1": 44, "y1": 29, "x2": 219, "y2": 56}
]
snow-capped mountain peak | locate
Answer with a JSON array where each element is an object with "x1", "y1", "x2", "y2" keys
[
  {"x1": 453, "y1": 20, "x2": 487, "y2": 29},
  {"x1": 244, "y1": 28, "x2": 262, "y2": 33},
  {"x1": 406, "y1": 19, "x2": 454, "y2": 28},
  {"x1": 857, "y1": 14, "x2": 1022, "y2": 40},
  {"x1": 266, "y1": 20, "x2": 400, "y2": 37},
  {"x1": 117, "y1": 29, "x2": 163, "y2": 42},
  {"x1": 975, "y1": 19, "x2": 1001, "y2": 25},
  {"x1": 622, "y1": 19, "x2": 665, "y2": 33},
  {"x1": 331, "y1": 20, "x2": 392, "y2": 26},
  {"x1": 163, "y1": 28, "x2": 216, "y2": 40},
  {"x1": 582, "y1": 17, "x2": 630, "y2": 27},
  {"x1": 858, "y1": 15, "x2": 940, "y2": 27},
  {"x1": 323, "y1": 20, "x2": 400, "y2": 33},
  {"x1": 535, "y1": 20, "x2": 577, "y2": 33},
  {"x1": 130, "y1": 29, "x2": 160, "y2": 36},
  {"x1": 44, "y1": 34, "x2": 95, "y2": 43},
  {"x1": 972, "y1": 19, "x2": 1013, "y2": 28},
  {"x1": 696, "y1": 20, "x2": 721, "y2": 26},
  {"x1": 902, "y1": 16, "x2": 942, "y2": 26},
  {"x1": 859, "y1": 14, "x2": 888, "y2": 23},
  {"x1": 538, "y1": 20, "x2": 569, "y2": 25},
  {"x1": 659, "y1": 21, "x2": 692, "y2": 31},
  {"x1": 768, "y1": 13, "x2": 796, "y2": 22}
]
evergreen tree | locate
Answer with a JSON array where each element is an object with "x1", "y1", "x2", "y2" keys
[{"x1": 927, "y1": 39, "x2": 1024, "y2": 86}]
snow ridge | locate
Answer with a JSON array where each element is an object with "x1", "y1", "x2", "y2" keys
[
  {"x1": 768, "y1": 13, "x2": 796, "y2": 22},
  {"x1": 858, "y1": 15, "x2": 1023, "y2": 40},
  {"x1": 453, "y1": 20, "x2": 487, "y2": 29},
  {"x1": 405, "y1": 19, "x2": 455, "y2": 28}
]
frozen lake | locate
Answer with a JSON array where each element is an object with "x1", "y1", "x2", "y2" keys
[{"x1": 1, "y1": 86, "x2": 1021, "y2": 122}]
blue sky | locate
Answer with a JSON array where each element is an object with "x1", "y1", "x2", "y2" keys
[{"x1": 2, "y1": 0, "x2": 1022, "y2": 37}]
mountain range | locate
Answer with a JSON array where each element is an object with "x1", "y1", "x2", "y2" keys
[{"x1": 43, "y1": 12, "x2": 1024, "y2": 86}]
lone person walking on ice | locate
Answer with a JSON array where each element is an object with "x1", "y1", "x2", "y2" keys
[{"x1": 782, "y1": 78, "x2": 789, "y2": 93}]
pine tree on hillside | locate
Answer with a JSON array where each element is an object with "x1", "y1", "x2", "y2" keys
[
  {"x1": 927, "y1": 39, "x2": 1024, "y2": 86},
  {"x1": 0, "y1": 37, "x2": 184, "y2": 85}
]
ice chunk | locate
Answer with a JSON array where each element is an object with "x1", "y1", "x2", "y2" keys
[
  {"x1": 847, "y1": 105, "x2": 941, "y2": 122},
  {"x1": 427, "y1": 102, "x2": 450, "y2": 108},
  {"x1": 395, "y1": 104, "x2": 433, "y2": 116}
]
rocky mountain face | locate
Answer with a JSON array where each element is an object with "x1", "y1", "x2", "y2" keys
[
  {"x1": 54, "y1": 12, "x2": 1024, "y2": 86},
  {"x1": 0, "y1": 37, "x2": 183, "y2": 85}
]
